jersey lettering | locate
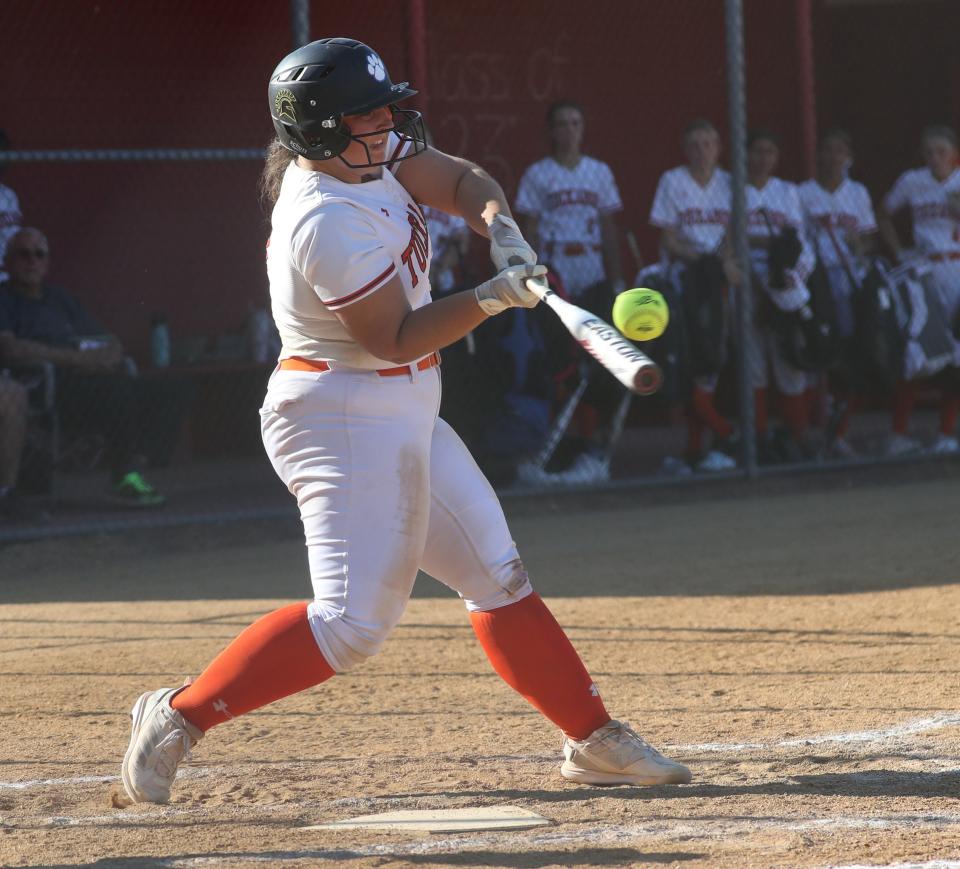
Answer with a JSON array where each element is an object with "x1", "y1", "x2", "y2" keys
[
  {"x1": 545, "y1": 188, "x2": 601, "y2": 210},
  {"x1": 400, "y1": 204, "x2": 430, "y2": 287},
  {"x1": 913, "y1": 201, "x2": 952, "y2": 221},
  {"x1": 678, "y1": 207, "x2": 729, "y2": 227}
]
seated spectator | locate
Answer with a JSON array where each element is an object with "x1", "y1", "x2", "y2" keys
[
  {"x1": 878, "y1": 125, "x2": 960, "y2": 456},
  {"x1": 0, "y1": 130, "x2": 23, "y2": 283},
  {"x1": 649, "y1": 118, "x2": 739, "y2": 471},
  {"x1": 0, "y1": 227, "x2": 168, "y2": 507},
  {"x1": 0, "y1": 373, "x2": 29, "y2": 517}
]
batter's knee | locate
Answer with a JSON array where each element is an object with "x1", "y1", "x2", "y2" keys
[
  {"x1": 306, "y1": 601, "x2": 402, "y2": 672},
  {"x1": 463, "y1": 557, "x2": 534, "y2": 613}
]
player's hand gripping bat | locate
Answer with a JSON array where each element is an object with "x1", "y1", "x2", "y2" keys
[{"x1": 509, "y1": 257, "x2": 662, "y2": 395}]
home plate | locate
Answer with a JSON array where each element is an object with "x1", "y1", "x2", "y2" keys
[{"x1": 303, "y1": 805, "x2": 552, "y2": 833}]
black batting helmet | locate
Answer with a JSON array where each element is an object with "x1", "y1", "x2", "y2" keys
[{"x1": 268, "y1": 38, "x2": 426, "y2": 166}]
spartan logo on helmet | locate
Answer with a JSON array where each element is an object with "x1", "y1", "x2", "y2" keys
[
  {"x1": 273, "y1": 88, "x2": 297, "y2": 125},
  {"x1": 367, "y1": 53, "x2": 386, "y2": 82}
]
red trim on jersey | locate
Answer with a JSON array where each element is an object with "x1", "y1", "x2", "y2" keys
[
  {"x1": 325, "y1": 264, "x2": 396, "y2": 309},
  {"x1": 386, "y1": 138, "x2": 409, "y2": 173}
]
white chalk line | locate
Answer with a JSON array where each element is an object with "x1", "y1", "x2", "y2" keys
[
  {"x1": 146, "y1": 815, "x2": 960, "y2": 865},
  {"x1": 830, "y1": 862, "x2": 960, "y2": 869},
  {"x1": 674, "y1": 711, "x2": 960, "y2": 753},
  {"x1": 3, "y1": 710, "x2": 958, "y2": 793}
]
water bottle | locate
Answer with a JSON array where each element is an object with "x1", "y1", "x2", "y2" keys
[{"x1": 150, "y1": 313, "x2": 171, "y2": 368}]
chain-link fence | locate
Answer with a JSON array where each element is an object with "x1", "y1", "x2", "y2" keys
[{"x1": 1, "y1": 0, "x2": 958, "y2": 541}]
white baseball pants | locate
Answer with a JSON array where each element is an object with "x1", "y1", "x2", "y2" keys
[{"x1": 260, "y1": 363, "x2": 533, "y2": 673}]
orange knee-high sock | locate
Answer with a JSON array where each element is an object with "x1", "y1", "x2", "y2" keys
[
  {"x1": 779, "y1": 394, "x2": 809, "y2": 440},
  {"x1": 172, "y1": 602, "x2": 334, "y2": 732},
  {"x1": 691, "y1": 386, "x2": 734, "y2": 438},
  {"x1": 753, "y1": 388, "x2": 768, "y2": 436},
  {"x1": 892, "y1": 380, "x2": 916, "y2": 435},
  {"x1": 939, "y1": 395, "x2": 959, "y2": 436},
  {"x1": 470, "y1": 593, "x2": 609, "y2": 740}
]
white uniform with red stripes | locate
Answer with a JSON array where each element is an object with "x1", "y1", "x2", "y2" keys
[
  {"x1": 798, "y1": 177, "x2": 877, "y2": 338},
  {"x1": 649, "y1": 166, "x2": 731, "y2": 258},
  {"x1": 884, "y1": 166, "x2": 960, "y2": 320},
  {"x1": 262, "y1": 137, "x2": 533, "y2": 673},
  {"x1": 649, "y1": 166, "x2": 732, "y2": 392},
  {"x1": 514, "y1": 156, "x2": 622, "y2": 296},
  {"x1": 744, "y1": 177, "x2": 815, "y2": 395}
]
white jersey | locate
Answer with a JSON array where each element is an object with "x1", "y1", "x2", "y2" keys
[
  {"x1": 884, "y1": 167, "x2": 960, "y2": 256},
  {"x1": 650, "y1": 166, "x2": 731, "y2": 256},
  {"x1": 514, "y1": 155, "x2": 622, "y2": 247},
  {"x1": 267, "y1": 137, "x2": 432, "y2": 370},
  {"x1": 798, "y1": 178, "x2": 877, "y2": 267},
  {"x1": 0, "y1": 184, "x2": 22, "y2": 282},
  {"x1": 746, "y1": 177, "x2": 815, "y2": 280}
]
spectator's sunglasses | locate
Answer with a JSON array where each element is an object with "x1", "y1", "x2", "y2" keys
[{"x1": 12, "y1": 248, "x2": 48, "y2": 259}]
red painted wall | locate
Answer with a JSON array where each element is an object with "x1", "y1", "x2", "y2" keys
[{"x1": 0, "y1": 0, "x2": 952, "y2": 360}]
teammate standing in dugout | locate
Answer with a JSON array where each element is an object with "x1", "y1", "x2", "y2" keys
[{"x1": 119, "y1": 38, "x2": 691, "y2": 803}]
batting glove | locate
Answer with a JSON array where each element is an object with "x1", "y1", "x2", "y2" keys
[
  {"x1": 488, "y1": 214, "x2": 538, "y2": 272},
  {"x1": 474, "y1": 263, "x2": 548, "y2": 315}
]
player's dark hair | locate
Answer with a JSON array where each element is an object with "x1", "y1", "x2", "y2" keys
[
  {"x1": 819, "y1": 127, "x2": 853, "y2": 152},
  {"x1": 747, "y1": 128, "x2": 779, "y2": 148},
  {"x1": 921, "y1": 124, "x2": 958, "y2": 148},
  {"x1": 682, "y1": 118, "x2": 718, "y2": 142},
  {"x1": 260, "y1": 137, "x2": 294, "y2": 207},
  {"x1": 546, "y1": 99, "x2": 584, "y2": 128}
]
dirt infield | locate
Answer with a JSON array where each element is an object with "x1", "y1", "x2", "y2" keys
[{"x1": 3, "y1": 468, "x2": 960, "y2": 867}]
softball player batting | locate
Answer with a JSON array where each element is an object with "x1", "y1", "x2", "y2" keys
[{"x1": 120, "y1": 38, "x2": 690, "y2": 804}]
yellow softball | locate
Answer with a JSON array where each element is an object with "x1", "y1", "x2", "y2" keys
[{"x1": 611, "y1": 288, "x2": 669, "y2": 341}]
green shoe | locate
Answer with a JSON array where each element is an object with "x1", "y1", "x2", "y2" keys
[{"x1": 111, "y1": 471, "x2": 166, "y2": 508}]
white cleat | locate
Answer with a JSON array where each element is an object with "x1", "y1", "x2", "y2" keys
[
  {"x1": 929, "y1": 434, "x2": 960, "y2": 455},
  {"x1": 560, "y1": 719, "x2": 692, "y2": 786},
  {"x1": 885, "y1": 433, "x2": 922, "y2": 457},
  {"x1": 695, "y1": 449, "x2": 737, "y2": 472},
  {"x1": 121, "y1": 688, "x2": 202, "y2": 804},
  {"x1": 827, "y1": 437, "x2": 860, "y2": 461}
]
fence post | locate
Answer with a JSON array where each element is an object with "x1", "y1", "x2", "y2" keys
[
  {"x1": 725, "y1": 0, "x2": 757, "y2": 477},
  {"x1": 290, "y1": 0, "x2": 310, "y2": 49},
  {"x1": 406, "y1": 0, "x2": 429, "y2": 115}
]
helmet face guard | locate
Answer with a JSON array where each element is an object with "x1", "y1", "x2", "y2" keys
[
  {"x1": 268, "y1": 38, "x2": 427, "y2": 166},
  {"x1": 334, "y1": 107, "x2": 427, "y2": 168}
]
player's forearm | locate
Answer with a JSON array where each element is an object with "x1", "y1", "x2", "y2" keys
[
  {"x1": 453, "y1": 163, "x2": 513, "y2": 238},
  {"x1": 388, "y1": 291, "x2": 491, "y2": 363},
  {"x1": 0, "y1": 334, "x2": 80, "y2": 367}
]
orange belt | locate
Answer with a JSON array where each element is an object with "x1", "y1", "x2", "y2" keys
[
  {"x1": 929, "y1": 251, "x2": 960, "y2": 262},
  {"x1": 279, "y1": 351, "x2": 440, "y2": 377}
]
